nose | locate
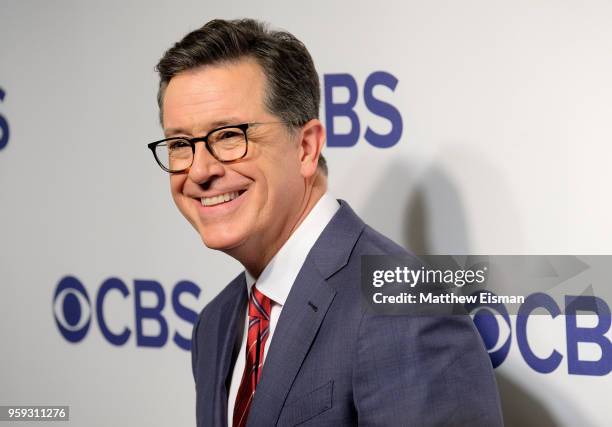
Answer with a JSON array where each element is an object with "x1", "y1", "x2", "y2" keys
[{"x1": 187, "y1": 142, "x2": 225, "y2": 185}]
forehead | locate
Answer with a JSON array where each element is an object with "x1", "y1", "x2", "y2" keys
[{"x1": 162, "y1": 58, "x2": 268, "y2": 134}]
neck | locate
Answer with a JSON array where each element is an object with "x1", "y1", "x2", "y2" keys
[{"x1": 232, "y1": 172, "x2": 327, "y2": 278}]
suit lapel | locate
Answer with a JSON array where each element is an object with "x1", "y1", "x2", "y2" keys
[
  {"x1": 246, "y1": 200, "x2": 365, "y2": 426},
  {"x1": 246, "y1": 261, "x2": 336, "y2": 427}
]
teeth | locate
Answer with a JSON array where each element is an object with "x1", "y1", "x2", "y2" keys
[{"x1": 201, "y1": 191, "x2": 241, "y2": 207}]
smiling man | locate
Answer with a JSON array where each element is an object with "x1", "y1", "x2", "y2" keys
[
  {"x1": 149, "y1": 19, "x2": 503, "y2": 427},
  {"x1": 161, "y1": 58, "x2": 325, "y2": 277}
]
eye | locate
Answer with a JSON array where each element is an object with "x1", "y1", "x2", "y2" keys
[
  {"x1": 53, "y1": 287, "x2": 91, "y2": 332},
  {"x1": 217, "y1": 130, "x2": 241, "y2": 140},
  {"x1": 167, "y1": 139, "x2": 190, "y2": 150}
]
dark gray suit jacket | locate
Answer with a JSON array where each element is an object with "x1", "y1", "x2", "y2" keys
[{"x1": 192, "y1": 200, "x2": 503, "y2": 426}]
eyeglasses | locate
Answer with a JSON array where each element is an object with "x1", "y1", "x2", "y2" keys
[{"x1": 147, "y1": 122, "x2": 282, "y2": 173}]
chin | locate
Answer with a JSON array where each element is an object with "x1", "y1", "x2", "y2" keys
[{"x1": 197, "y1": 226, "x2": 246, "y2": 252}]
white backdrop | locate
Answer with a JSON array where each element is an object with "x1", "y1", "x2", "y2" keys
[{"x1": 1, "y1": 1, "x2": 611, "y2": 426}]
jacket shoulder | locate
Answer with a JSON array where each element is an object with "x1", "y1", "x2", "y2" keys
[{"x1": 355, "y1": 224, "x2": 422, "y2": 265}]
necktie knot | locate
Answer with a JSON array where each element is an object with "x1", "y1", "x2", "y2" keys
[{"x1": 249, "y1": 285, "x2": 271, "y2": 320}]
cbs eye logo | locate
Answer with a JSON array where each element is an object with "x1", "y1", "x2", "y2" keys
[
  {"x1": 465, "y1": 291, "x2": 512, "y2": 368},
  {"x1": 52, "y1": 276, "x2": 92, "y2": 343}
]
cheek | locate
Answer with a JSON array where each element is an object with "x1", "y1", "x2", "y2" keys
[
  {"x1": 169, "y1": 175, "x2": 187, "y2": 204},
  {"x1": 262, "y1": 164, "x2": 303, "y2": 209}
]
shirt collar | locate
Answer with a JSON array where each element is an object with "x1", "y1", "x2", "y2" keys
[{"x1": 244, "y1": 193, "x2": 340, "y2": 305}]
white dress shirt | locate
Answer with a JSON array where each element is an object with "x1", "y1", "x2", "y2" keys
[{"x1": 227, "y1": 193, "x2": 340, "y2": 426}]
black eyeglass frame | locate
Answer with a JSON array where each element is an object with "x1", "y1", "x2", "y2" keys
[{"x1": 147, "y1": 122, "x2": 280, "y2": 173}]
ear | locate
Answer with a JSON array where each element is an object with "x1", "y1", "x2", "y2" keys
[{"x1": 298, "y1": 119, "x2": 325, "y2": 179}]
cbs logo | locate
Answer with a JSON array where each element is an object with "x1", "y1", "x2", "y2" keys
[
  {"x1": 466, "y1": 291, "x2": 611, "y2": 376},
  {"x1": 466, "y1": 291, "x2": 512, "y2": 369},
  {"x1": 52, "y1": 276, "x2": 92, "y2": 343},
  {"x1": 52, "y1": 275, "x2": 201, "y2": 350}
]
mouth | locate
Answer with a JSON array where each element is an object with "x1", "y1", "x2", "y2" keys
[{"x1": 200, "y1": 190, "x2": 247, "y2": 207}]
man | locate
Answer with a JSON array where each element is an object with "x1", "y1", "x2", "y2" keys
[{"x1": 148, "y1": 18, "x2": 503, "y2": 427}]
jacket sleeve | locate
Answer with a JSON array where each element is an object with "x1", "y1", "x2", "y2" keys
[{"x1": 352, "y1": 312, "x2": 504, "y2": 426}]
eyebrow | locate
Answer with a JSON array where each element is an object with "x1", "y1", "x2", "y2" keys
[{"x1": 164, "y1": 117, "x2": 245, "y2": 137}]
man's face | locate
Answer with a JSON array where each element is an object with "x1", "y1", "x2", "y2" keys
[{"x1": 162, "y1": 59, "x2": 307, "y2": 261}]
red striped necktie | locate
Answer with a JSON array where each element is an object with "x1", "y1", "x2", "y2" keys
[{"x1": 233, "y1": 285, "x2": 272, "y2": 427}]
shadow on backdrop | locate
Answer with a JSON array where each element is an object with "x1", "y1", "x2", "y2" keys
[{"x1": 359, "y1": 158, "x2": 575, "y2": 427}]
